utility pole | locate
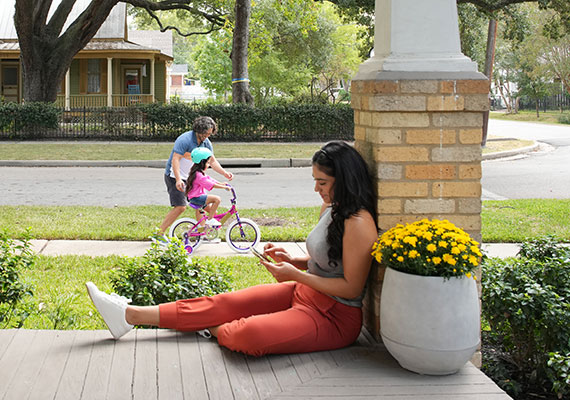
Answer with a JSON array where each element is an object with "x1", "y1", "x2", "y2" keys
[{"x1": 482, "y1": 19, "x2": 498, "y2": 147}]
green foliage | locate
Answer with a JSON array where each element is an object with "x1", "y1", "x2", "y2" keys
[
  {"x1": 547, "y1": 352, "x2": 570, "y2": 398},
  {"x1": 137, "y1": 102, "x2": 200, "y2": 135},
  {"x1": 110, "y1": 240, "x2": 231, "y2": 306},
  {"x1": 559, "y1": 114, "x2": 570, "y2": 124},
  {"x1": 138, "y1": 102, "x2": 353, "y2": 141},
  {"x1": 518, "y1": 234, "x2": 568, "y2": 260},
  {"x1": 0, "y1": 102, "x2": 61, "y2": 136},
  {"x1": 481, "y1": 237, "x2": 570, "y2": 398},
  {"x1": 0, "y1": 230, "x2": 35, "y2": 328}
]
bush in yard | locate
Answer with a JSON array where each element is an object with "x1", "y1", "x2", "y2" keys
[
  {"x1": 0, "y1": 230, "x2": 35, "y2": 328},
  {"x1": 481, "y1": 236, "x2": 570, "y2": 399},
  {"x1": 110, "y1": 239, "x2": 231, "y2": 306}
]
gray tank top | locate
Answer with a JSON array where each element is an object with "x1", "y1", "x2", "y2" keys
[{"x1": 306, "y1": 207, "x2": 365, "y2": 307}]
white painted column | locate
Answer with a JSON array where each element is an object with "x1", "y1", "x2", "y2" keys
[
  {"x1": 356, "y1": 0, "x2": 478, "y2": 78},
  {"x1": 150, "y1": 58, "x2": 155, "y2": 102},
  {"x1": 65, "y1": 69, "x2": 70, "y2": 110},
  {"x1": 107, "y1": 58, "x2": 113, "y2": 107}
]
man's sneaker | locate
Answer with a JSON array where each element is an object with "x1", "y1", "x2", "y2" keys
[
  {"x1": 151, "y1": 234, "x2": 170, "y2": 247},
  {"x1": 206, "y1": 219, "x2": 221, "y2": 227},
  {"x1": 86, "y1": 282, "x2": 133, "y2": 340}
]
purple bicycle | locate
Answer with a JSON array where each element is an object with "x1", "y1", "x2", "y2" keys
[{"x1": 168, "y1": 185, "x2": 261, "y2": 255}]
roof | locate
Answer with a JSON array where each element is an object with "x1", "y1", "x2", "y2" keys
[
  {"x1": 171, "y1": 64, "x2": 189, "y2": 74},
  {"x1": 0, "y1": 0, "x2": 126, "y2": 40},
  {"x1": 0, "y1": 1, "x2": 173, "y2": 60},
  {"x1": 128, "y1": 30, "x2": 173, "y2": 58}
]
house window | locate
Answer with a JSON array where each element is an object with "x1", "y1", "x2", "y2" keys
[{"x1": 87, "y1": 59, "x2": 101, "y2": 93}]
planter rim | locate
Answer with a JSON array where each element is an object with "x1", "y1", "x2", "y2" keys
[{"x1": 385, "y1": 266, "x2": 472, "y2": 281}]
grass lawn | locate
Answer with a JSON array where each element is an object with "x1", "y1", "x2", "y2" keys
[
  {"x1": 489, "y1": 109, "x2": 569, "y2": 125},
  {"x1": 2, "y1": 199, "x2": 569, "y2": 243},
  {"x1": 0, "y1": 205, "x2": 319, "y2": 242},
  {"x1": 0, "y1": 142, "x2": 324, "y2": 160},
  {"x1": 16, "y1": 254, "x2": 273, "y2": 330}
]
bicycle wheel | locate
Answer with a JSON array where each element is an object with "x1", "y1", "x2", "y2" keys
[
  {"x1": 168, "y1": 217, "x2": 202, "y2": 252},
  {"x1": 225, "y1": 218, "x2": 261, "y2": 253}
]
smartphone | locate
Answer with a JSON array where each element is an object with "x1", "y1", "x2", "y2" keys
[{"x1": 251, "y1": 247, "x2": 272, "y2": 262}]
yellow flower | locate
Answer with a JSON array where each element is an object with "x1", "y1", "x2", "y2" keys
[
  {"x1": 397, "y1": 256, "x2": 404, "y2": 262},
  {"x1": 432, "y1": 257, "x2": 442, "y2": 265},
  {"x1": 409, "y1": 250, "x2": 419, "y2": 258},
  {"x1": 451, "y1": 246, "x2": 461, "y2": 255},
  {"x1": 426, "y1": 243, "x2": 437, "y2": 253},
  {"x1": 466, "y1": 272, "x2": 472, "y2": 278},
  {"x1": 442, "y1": 254, "x2": 457, "y2": 266},
  {"x1": 438, "y1": 241, "x2": 448, "y2": 248},
  {"x1": 403, "y1": 236, "x2": 418, "y2": 247},
  {"x1": 469, "y1": 255, "x2": 479, "y2": 266}
]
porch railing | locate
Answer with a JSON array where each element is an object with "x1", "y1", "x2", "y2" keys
[{"x1": 55, "y1": 94, "x2": 154, "y2": 108}]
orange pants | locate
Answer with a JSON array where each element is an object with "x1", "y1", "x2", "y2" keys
[{"x1": 159, "y1": 282, "x2": 362, "y2": 356}]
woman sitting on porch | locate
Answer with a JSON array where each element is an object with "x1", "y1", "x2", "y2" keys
[{"x1": 86, "y1": 141, "x2": 378, "y2": 356}]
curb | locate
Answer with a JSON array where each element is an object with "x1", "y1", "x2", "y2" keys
[
  {"x1": 0, "y1": 142, "x2": 538, "y2": 168},
  {"x1": 482, "y1": 142, "x2": 540, "y2": 161}
]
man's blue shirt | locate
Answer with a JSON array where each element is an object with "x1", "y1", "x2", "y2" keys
[{"x1": 164, "y1": 130, "x2": 213, "y2": 176}]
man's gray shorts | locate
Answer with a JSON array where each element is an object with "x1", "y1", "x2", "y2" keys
[{"x1": 164, "y1": 174, "x2": 188, "y2": 207}]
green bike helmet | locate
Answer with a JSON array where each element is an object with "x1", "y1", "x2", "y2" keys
[{"x1": 191, "y1": 147, "x2": 213, "y2": 163}]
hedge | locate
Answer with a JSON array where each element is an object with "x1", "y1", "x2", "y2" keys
[{"x1": 0, "y1": 102, "x2": 354, "y2": 142}]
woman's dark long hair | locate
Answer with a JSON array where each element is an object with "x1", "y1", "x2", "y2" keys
[
  {"x1": 312, "y1": 141, "x2": 378, "y2": 267},
  {"x1": 185, "y1": 158, "x2": 209, "y2": 197}
]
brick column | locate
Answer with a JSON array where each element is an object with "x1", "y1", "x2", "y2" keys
[{"x1": 353, "y1": 72, "x2": 488, "y2": 363}]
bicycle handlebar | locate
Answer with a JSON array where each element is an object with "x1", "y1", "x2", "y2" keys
[{"x1": 226, "y1": 184, "x2": 237, "y2": 202}]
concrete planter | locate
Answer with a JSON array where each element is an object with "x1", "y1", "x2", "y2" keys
[{"x1": 380, "y1": 267, "x2": 480, "y2": 375}]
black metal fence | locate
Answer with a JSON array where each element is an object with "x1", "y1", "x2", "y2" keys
[
  {"x1": 0, "y1": 104, "x2": 355, "y2": 142},
  {"x1": 518, "y1": 92, "x2": 570, "y2": 112}
]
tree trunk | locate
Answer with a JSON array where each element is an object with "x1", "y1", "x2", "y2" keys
[
  {"x1": 231, "y1": 0, "x2": 254, "y2": 105},
  {"x1": 536, "y1": 100, "x2": 540, "y2": 118},
  {"x1": 481, "y1": 19, "x2": 497, "y2": 146}
]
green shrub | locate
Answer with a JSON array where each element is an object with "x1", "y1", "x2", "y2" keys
[
  {"x1": 558, "y1": 114, "x2": 570, "y2": 125},
  {"x1": 137, "y1": 102, "x2": 353, "y2": 141},
  {"x1": 481, "y1": 237, "x2": 570, "y2": 398},
  {"x1": 518, "y1": 234, "x2": 568, "y2": 261},
  {"x1": 547, "y1": 352, "x2": 570, "y2": 398},
  {"x1": 0, "y1": 230, "x2": 35, "y2": 328},
  {"x1": 110, "y1": 239, "x2": 232, "y2": 305}
]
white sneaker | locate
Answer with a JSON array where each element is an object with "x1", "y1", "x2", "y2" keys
[
  {"x1": 206, "y1": 219, "x2": 221, "y2": 227},
  {"x1": 86, "y1": 282, "x2": 133, "y2": 339},
  {"x1": 197, "y1": 329, "x2": 212, "y2": 339},
  {"x1": 202, "y1": 237, "x2": 221, "y2": 244},
  {"x1": 151, "y1": 234, "x2": 170, "y2": 247}
]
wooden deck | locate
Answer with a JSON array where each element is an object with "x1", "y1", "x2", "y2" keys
[{"x1": 0, "y1": 328, "x2": 511, "y2": 400}]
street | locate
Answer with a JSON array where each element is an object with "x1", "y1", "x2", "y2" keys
[
  {"x1": 0, "y1": 166, "x2": 320, "y2": 208},
  {"x1": 1, "y1": 119, "x2": 569, "y2": 207},
  {"x1": 481, "y1": 119, "x2": 570, "y2": 200}
]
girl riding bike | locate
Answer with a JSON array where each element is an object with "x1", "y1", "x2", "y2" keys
[{"x1": 185, "y1": 147, "x2": 230, "y2": 228}]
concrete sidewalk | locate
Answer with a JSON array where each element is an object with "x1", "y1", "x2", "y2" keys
[{"x1": 30, "y1": 239, "x2": 521, "y2": 259}]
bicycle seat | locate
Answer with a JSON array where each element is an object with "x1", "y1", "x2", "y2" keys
[{"x1": 188, "y1": 203, "x2": 202, "y2": 210}]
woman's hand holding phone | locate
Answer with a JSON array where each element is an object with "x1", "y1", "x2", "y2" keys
[{"x1": 251, "y1": 247, "x2": 273, "y2": 263}]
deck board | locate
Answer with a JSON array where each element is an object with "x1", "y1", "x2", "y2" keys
[{"x1": 0, "y1": 329, "x2": 512, "y2": 399}]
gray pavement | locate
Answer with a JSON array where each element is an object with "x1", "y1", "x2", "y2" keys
[{"x1": 30, "y1": 239, "x2": 521, "y2": 259}]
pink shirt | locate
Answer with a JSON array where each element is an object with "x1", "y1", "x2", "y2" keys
[{"x1": 187, "y1": 171, "x2": 216, "y2": 199}]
